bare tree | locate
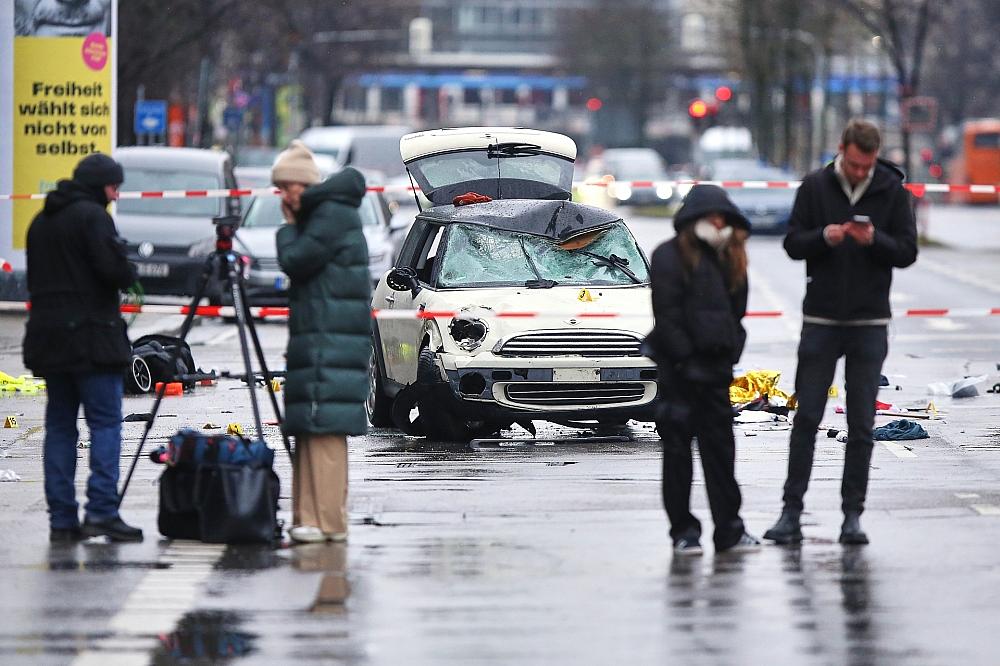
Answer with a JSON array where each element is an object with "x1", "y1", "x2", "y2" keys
[
  {"x1": 558, "y1": 0, "x2": 674, "y2": 147},
  {"x1": 835, "y1": 0, "x2": 945, "y2": 176}
]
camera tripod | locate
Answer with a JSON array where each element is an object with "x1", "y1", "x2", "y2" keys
[{"x1": 118, "y1": 216, "x2": 292, "y2": 506}]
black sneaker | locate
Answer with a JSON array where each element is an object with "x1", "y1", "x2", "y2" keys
[
  {"x1": 82, "y1": 516, "x2": 144, "y2": 542},
  {"x1": 49, "y1": 527, "x2": 83, "y2": 543},
  {"x1": 673, "y1": 536, "x2": 703, "y2": 556},
  {"x1": 718, "y1": 532, "x2": 762, "y2": 554}
]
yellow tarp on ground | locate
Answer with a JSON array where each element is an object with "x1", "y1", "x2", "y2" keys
[
  {"x1": 0, "y1": 371, "x2": 46, "y2": 395},
  {"x1": 730, "y1": 370, "x2": 792, "y2": 406}
]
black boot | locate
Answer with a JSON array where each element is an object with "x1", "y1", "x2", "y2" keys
[
  {"x1": 82, "y1": 516, "x2": 144, "y2": 542},
  {"x1": 839, "y1": 511, "x2": 869, "y2": 545},
  {"x1": 763, "y1": 509, "x2": 802, "y2": 544}
]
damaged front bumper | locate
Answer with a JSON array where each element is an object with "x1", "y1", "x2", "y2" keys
[{"x1": 431, "y1": 351, "x2": 659, "y2": 422}]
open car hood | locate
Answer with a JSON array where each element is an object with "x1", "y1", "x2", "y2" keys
[{"x1": 400, "y1": 127, "x2": 577, "y2": 206}]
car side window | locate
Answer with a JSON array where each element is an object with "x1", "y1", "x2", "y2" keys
[
  {"x1": 396, "y1": 219, "x2": 429, "y2": 268},
  {"x1": 416, "y1": 225, "x2": 445, "y2": 285}
]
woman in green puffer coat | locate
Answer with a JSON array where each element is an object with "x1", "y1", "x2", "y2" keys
[{"x1": 272, "y1": 140, "x2": 371, "y2": 544}]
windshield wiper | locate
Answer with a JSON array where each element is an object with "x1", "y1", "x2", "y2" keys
[
  {"x1": 519, "y1": 237, "x2": 557, "y2": 288},
  {"x1": 487, "y1": 142, "x2": 542, "y2": 158},
  {"x1": 567, "y1": 249, "x2": 642, "y2": 284}
]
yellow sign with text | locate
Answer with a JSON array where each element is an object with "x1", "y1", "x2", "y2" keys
[{"x1": 13, "y1": 35, "x2": 114, "y2": 249}]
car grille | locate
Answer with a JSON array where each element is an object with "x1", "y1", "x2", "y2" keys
[
  {"x1": 254, "y1": 257, "x2": 281, "y2": 271},
  {"x1": 496, "y1": 330, "x2": 642, "y2": 357},
  {"x1": 504, "y1": 382, "x2": 647, "y2": 406}
]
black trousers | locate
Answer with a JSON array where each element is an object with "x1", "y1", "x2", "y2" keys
[
  {"x1": 658, "y1": 381, "x2": 745, "y2": 550},
  {"x1": 782, "y1": 323, "x2": 888, "y2": 514}
]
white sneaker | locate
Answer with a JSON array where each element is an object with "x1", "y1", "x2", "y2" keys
[
  {"x1": 290, "y1": 525, "x2": 326, "y2": 543},
  {"x1": 327, "y1": 532, "x2": 348, "y2": 543}
]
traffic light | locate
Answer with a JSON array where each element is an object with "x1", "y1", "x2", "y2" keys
[
  {"x1": 715, "y1": 86, "x2": 732, "y2": 102},
  {"x1": 688, "y1": 99, "x2": 708, "y2": 119},
  {"x1": 585, "y1": 97, "x2": 603, "y2": 112}
]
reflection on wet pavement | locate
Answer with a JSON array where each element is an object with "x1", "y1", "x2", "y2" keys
[
  {"x1": 293, "y1": 543, "x2": 351, "y2": 611},
  {"x1": 151, "y1": 610, "x2": 256, "y2": 663}
]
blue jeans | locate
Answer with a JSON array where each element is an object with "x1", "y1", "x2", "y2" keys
[{"x1": 43, "y1": 372, "x2": 124, "y2": 529}]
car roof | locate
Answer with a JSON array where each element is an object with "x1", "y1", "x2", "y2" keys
[
  {"x1": 400, "y1": 127, "x2": 576, "y2": 163},
  {"x1": 418, "y1": 199, "x2": 620, "y2": 241},
  {"x1": 113, "y1": 146, "x2": 231, "y2": 171}
]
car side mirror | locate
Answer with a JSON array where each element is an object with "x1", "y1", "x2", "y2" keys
[{"x1": 385, "y1": 266, "x2": 418, "y2": 293}]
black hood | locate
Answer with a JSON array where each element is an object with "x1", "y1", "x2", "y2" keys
[
  {"x1": 673, "y1": 184, "x2": 750, "y2": 232},
  {"x1": 43, "y1": 179, "x2": 107, "y2": 215}
]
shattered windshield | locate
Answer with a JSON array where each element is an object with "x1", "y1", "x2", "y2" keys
[{"x1": 436, "y1": 221, "x2": 648, "y2": 288}]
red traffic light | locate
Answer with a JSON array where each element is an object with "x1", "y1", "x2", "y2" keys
[
  {"x1": 585, "y1": 97, "x2": 603, "y2": 112},
  {"x1": 715, "y1": 86, "x2": 733, "y2": 102},
  {"x1": 688, "y1": 99, "x2": 708, "y2": 118}
]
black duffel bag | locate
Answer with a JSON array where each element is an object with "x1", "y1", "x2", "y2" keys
[{"x1": 156, "y1": 430, "x2": 280, "y2": 544}]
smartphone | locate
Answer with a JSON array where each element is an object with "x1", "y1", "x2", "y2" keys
[{"x1": 852, "y1": 214, "x2": 872, "y2": 225}]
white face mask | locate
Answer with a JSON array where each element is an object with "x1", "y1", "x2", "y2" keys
[{"x1": 693, "y1": 219, "x2": 733, "y2": 249}]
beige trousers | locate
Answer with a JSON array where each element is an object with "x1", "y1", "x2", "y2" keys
[{"x1": 293, "y1": 434, "x2": 348, "y2": 535}]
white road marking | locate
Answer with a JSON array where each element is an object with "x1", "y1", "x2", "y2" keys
[
  {"x1": 923, "y1": 318, "x2": 967, "y2": 332},
  {"x1": 971, "y1": 504, "x2": 1000, "y2": 516},
  {"x1": 204, "y1": 326, "x2": 240, "y2": 346},
  {"x1": 918, "y1": 256, "x2": 1000, "y2": 296},
  {"x1": 883, "y1": 441, "x2": 917, "y2": 458},
  {"x1": 747, "y1": 265, "x2": 800, "y2": 339},
  {"x1": 72, "y1": 541, "x2": 225, "y2": 665},
  {"x1": 954, "y1": 493, "x2": 980, "y2": 499}
]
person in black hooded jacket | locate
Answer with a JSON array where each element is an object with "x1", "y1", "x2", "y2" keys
[
  {"x1": 764, "y1": 119, "x2": 918, "y2": 546},
  {"x1": 645, "y1": 184, "x2": 759, "y2": 555},
  {"x1": 23, "y1": 153, "x2": 143, "y2": 543}
]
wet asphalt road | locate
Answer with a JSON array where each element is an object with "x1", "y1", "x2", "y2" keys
[{"x1": 0, "y1": 203, "x2": 999, "y2": 664}]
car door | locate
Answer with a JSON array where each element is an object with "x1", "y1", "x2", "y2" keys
[{"x1": 377, "y1": 220, "x2": 443, "y2": 385}]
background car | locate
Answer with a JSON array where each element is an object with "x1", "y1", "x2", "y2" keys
[
  {"x1": 114, "y1": 147, "x2": 240, "y2": 298},
  {"x1": 708, "y1": 159, "x2": 799, "y2": 234},
  {"x1": 587, "y1": 147, "x2": 676, "y2": 207},
  {"x1": 228, "y1": 188, "x2": 398, "y2": 305},
  {"x1": 298, "y1": 125, "x2": 415, "y2": 205},
  {"x1": 370, "y1": 127, "x2": 658, "y2": 441}
]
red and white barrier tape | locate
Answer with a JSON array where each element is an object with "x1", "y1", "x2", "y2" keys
[
  {"x1": 1, "y1": 181, "x2": 997, "y2": 201},
  {"x1": 0, "y1": 302, "x2": 997, "y2": 320}
]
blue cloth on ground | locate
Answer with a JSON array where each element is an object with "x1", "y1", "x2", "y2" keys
[{"x1": 873, "y1": 419, "x2": 928, "y2": 441}]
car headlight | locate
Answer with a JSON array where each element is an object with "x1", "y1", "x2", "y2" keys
[
  {"x1": 612, "y1": 184, "x2": 632, "y2": 201},
  {"x1": 655, "y1": 184, "x2": 673, "y2": 200},
  {"x1": 449, "y1": 314, "x2": 489, "y2": 351}
]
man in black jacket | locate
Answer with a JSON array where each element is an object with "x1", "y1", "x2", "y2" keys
[
  {"x1": 23, "y1": 153, "x2": 143, "y2": 543},
  {"x1": 764, "y1": 119, "x2": 918, "y2": 546}
]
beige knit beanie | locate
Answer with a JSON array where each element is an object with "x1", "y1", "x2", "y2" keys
[{"x1": 271, "y1": 140, "x2": 321, "y2": 186}]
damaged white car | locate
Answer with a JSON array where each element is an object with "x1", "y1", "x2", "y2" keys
[{"x1": 368, "y1": 127, "x2": 657, "y2": 440}]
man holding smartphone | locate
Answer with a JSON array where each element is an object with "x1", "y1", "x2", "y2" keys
[{"x1": 764, "y1": 119, "x2": 918, "y2": 545}]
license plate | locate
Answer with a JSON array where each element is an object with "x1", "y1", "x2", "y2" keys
[
  {"x1": 553, "y1": 368, "x2": 600, "y2": 382},
  {"x1": 136, "y1": 262, "x2": 169, "y2": 278}
]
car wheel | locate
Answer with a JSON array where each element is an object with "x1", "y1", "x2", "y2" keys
[
  {"x1": 416, "y1": 346, "x2": 479, "y2": 442},
  {"x1": 125, "y1": 356, "x2": 153, "y2": 394},
  {"x1": 367, "y1": 346, "x2": 394, "y2": 427}
]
